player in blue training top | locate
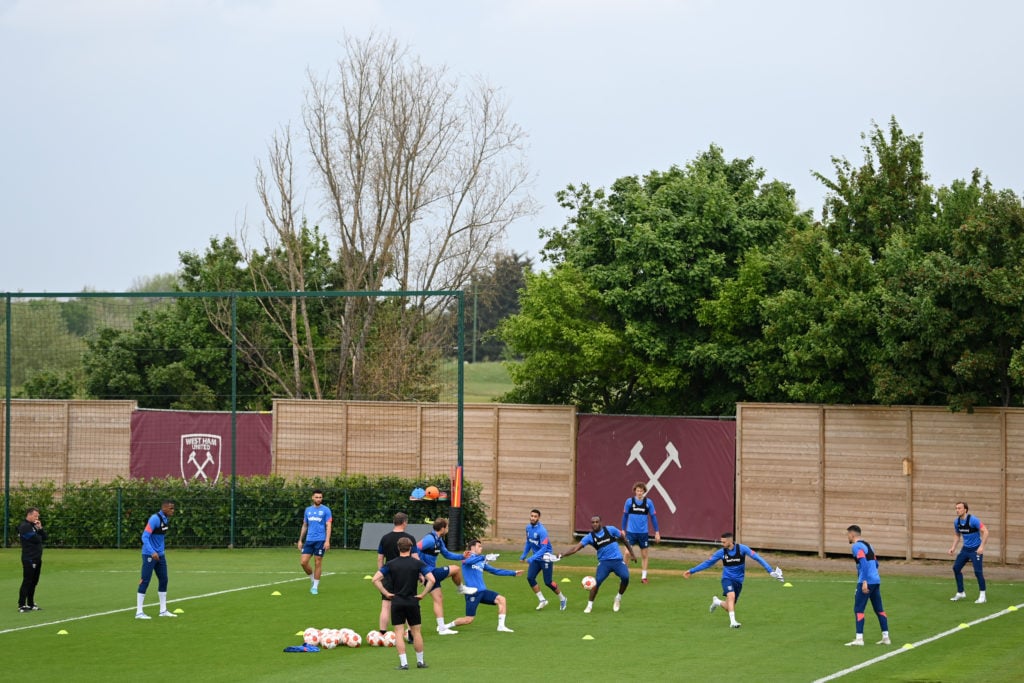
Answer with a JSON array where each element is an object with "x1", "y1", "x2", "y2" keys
[
  {"x1": 560, "y1": 515, "x2": 636, "y2": 614},
  {"x1": 844, "y1": 524, "x2": 890, "y2": 646},
  {"x1": 136, "y1": 499, "x2": 177, "y2": 619},
  {"x1": 683, "y1": 532, "x2": 783, "y2": 628},
  {"x1": 297, "y1": 489, "x2": 332, "y2": 595},
  {"x1": 520, "y1": 509, "x2": 567, "y2": 611},
  {"x1": 948, "y1": 501, "x2": 989, "y2": 604},
  {"x1": 440, "y1": 539, "x2": 523, "y2": 633},
  {"x1": 622, "y1": 482, "x2": 661, "y2": 584},
  {"x1": 417, "y1": 517, "x2": 477, "y2": 635}
]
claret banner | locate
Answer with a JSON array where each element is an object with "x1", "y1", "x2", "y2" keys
[
  {"x1": 575, "y1": 415, "x2": 735, "y2": 541},
  {"x1": 130, "y1": 410, "x2": 273, "y2": 481}
]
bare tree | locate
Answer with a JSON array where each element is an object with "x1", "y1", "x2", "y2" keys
[{"x1": 244, "y1": 33, "x2": 535, "y2": 399}]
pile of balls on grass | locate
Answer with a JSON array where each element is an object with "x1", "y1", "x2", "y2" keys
[{"x1": 302, "y1": 627, "x2": 398, "y2": 650}]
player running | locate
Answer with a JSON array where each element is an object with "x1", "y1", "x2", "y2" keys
[{"x1": 297, "y1": 489, "x2": 332, "y2": 595}]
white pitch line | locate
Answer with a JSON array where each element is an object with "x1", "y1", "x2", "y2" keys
[
  {"x1": 812, "y1": 604, "x2": 1024, "y2": 682},
  {"x1": 0, "y1": 572, "x2": 335, "y2": 636}
]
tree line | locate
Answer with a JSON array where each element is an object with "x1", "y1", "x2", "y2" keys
[{"x1": 498, "y1": 118, "x2": 1024, "y2": 414}]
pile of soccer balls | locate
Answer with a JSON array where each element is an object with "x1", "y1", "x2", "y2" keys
[{"x1": 303, "y1": 627, "x2": 397, "y2": 649}]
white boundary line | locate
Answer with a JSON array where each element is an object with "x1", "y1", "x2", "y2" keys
[
  {"x1": 0, "y1": 572, "x2": 335, "y2": 636},
  {"x1": 812, "y1": 604, "x2": 1024, "y2": 682}
]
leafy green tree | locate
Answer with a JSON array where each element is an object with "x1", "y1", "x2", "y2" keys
[
  {"x1": 501, "y1": 146, "x2": 805, "y2": 414},
  {"x1": 875, "y1": 174, "x2": 1024, "y2": 408}
]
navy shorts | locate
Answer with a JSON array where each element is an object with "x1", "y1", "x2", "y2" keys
[{"x1": 301, "y1": 541, "x2": 326, "y2": 556}]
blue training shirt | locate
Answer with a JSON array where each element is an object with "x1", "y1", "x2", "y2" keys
[
  {"x1": 520, "y1": 521, "x2": 554, "y2": 563},
  {"x1": 851, "y1": 540, "x2": 882, "y2": 584},
  {"x1": 622, "y1": 496, "x2": 660, "y2": 534},
  {"x1": 141, "y1": 510, "x2": 170, "y2": 557},
  {"x1": 462, "y1": 553, "x2": 517, "y2": 592},
  {"x1": 303, "y1": 504, "x2": 332, "y2": 542},
  {"x1": 954, "y1": 514, "x2": 985, "y2": 550},
  {"x1": 688, "y1": 543, "x2": 772, "y2": 583},
  {"x1": 417, "y1": 531, "x2": 463, "y2": 570},
  {"x1": 580, "y1": 526, "x2": 627, "y2": 562}
]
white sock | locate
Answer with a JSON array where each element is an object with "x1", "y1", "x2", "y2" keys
[
  {"x1": 713, "y1": 596, "x2": 722, "y2": 605},
  {"x1": 436, "y1": 617, "x2": 445, "y2": 628},
  {"x1": 536, "y1": 592, "x2": 546, "y2": 603},
  {"x1": 853, "y1": 634, "x2": 863, "y2": 642},
  {"x1": 136, "y1": 593, "x2": 146, "y2": 613},
  {"x1": 416, "y1": 651, "x2": 424, "y2": 664},
  {"x1": 729, "y1": 612, "x2": 739, "y2": 626},
  {"x1": 614, "y1": 594, "x2": 622, "y2": 602},
  {"x1": 642, "y1": 570, "x2": 648, "y2": 579},
  {"x1": 979, "y1": 590, "x2": 986, "y2": 599},
  {"x1": 399, "y1": 653, "x2": 408, "y2": 667},
  {"x1": 312, "y1": 579, "x2": 319, "y2": 589},
  {"x1": 882, "y1": 631, "x2": 889, "y2": 638},
  {"x1": 587, "y1": 601, "x2": 594, "y2": 609},
  {"x1": 498, "y1": 614, "x2": 507, "y2": 627},
  {"x1": 158, "y1": 591, "x2": 167, "y2": 612}
]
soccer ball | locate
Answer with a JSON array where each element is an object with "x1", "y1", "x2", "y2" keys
[
  {"x1": 303, "y1": 627, "x2": 321, "y2": 646},
  {"x1": 345, "y1": 631, "x2": 363, "y2": 648},
  {"x1": 321, "y1": 631, "x2": 340, "y2": 649},
  {"x1": 382, "y1": 630, "x2": 398, "y2": 647},
  {"x1": 424, "y1": 485, "x2": 440, "y2": 499},
  {"x1": 366, "y1": 630, "x2": 384, "y2": 647},
  {"x1": 581, "y1": 575, "x2": 597, "y2": 590}
]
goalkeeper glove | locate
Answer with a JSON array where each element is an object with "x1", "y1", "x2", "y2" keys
[
  {"x1": 484, "y1": 553, "x2": 500, "y2": 562},
  {"x1": 542, "y1": 552, "x2": 561, "y2": 563},
  {"x1": 770, "y1": 566, "x2": 784, "y2": 582}
]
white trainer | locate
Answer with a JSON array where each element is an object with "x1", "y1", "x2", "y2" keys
[
  {"x1": 536, "y1": 599, "x2": 548, "y2": 610},
  {"x1": 559, "y1": 597, "x2": 567, "y2": 611},
  {"x1": 457, "y1": 585, "x2": 478, "y2": 595},
  {"x1": 583, "y1": 604, "x2": 592, "y2": 614},
  {"x1": 844, "y1": 639, "x2": 864, "y2": 646},
  {"x1": 158, "y1": 611, "x2": 178, "y2": 618},
  {"x1": 437, "y1": 627, "x2": 458, "y2": 635},
  {"x1": 135, "y1": 612, "x2": 151, "y2": 620},
  {"x1": 496, "y1": 625, "x2": 514, "y2": 632},
  {"x1": 730, "y1": 622, "x2": 742, "y2": 629},
  {"x1": 876, "y1": 636, "x2": 891, "y2": 645},
  {"x1": 974, "y1": 596, "x2": 987, "y2": 604},
  {"x1": 950, "y1": 592, "x2": 967, "y2": 601},
  {"x1": 613, "y1": 598, "x2": 621, "y2": 612},
  {"x1": 709, "y1": 597, "x2": 719, "y2": 614}
]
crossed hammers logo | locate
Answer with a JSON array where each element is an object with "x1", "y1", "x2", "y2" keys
[
  {"x1": 626, "y1": 440, "x2": 682, "y2": 513},
  {"x1": 180, "y1": 433, "x2": 221, "y2": 483},
  {"x1": 187, "y1": 450, "x2": 215, "y2": 480}
]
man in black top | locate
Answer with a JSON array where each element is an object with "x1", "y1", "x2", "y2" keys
[
  {"x1": 18, "y1": 507, "x2": 47, "y2": 612},
  {"x1": 377, "y1": 512, "x2": 420, "y2": 633},
  {"x1": 372, "y1": 536, "x2": 434, "y2": 670}
]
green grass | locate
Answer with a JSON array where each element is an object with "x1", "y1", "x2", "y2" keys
[
  {"x1": 459, "y1": 361, "x2": 513, "y2": 403},
  {"x1": 2, "y1": 549, "x2": 1022, "y2": 682}
]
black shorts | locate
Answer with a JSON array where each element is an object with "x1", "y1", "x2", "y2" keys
[{"x1": 391, "y1": 598, "x2": 422, "y2": 627}]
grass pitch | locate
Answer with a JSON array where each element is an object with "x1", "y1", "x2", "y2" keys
[{"x1": 1, "y1": 548, "x2": 1021, "y2": 682}]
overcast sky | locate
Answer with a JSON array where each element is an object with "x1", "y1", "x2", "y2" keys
[{"x1": 2, "y1": 0, "x2": 1022, "y2": 293}]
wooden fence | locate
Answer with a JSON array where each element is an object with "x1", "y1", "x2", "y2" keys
[
  {"x1": 5, "y1": 399, "x2": 1024, "y2": 563},
  {"x1": 736, "y1": 403, "x2": 1024, "y2": 564}
]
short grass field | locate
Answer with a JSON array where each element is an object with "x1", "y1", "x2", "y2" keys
[{"x1": 1, "y1": 548, "x2": 1022, "y2": 682}]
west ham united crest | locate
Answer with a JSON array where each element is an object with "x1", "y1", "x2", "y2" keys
[{"x1": 180, "y1": 433, "x2": 222, "y2": 483}]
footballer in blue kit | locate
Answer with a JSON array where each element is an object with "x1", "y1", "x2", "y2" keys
[
  {"x1": 440, "y1": 539, "x2": 523, "y2": 633},
  {"x1": 417, "y1": 517, "x2": 476, "y2": 634},
  {"x1": 560, "y1": 515, "x2": 636, "y2": 613},
  {"x1": 622, "y1": 482, "x2": 661, "y2": 583},
  {"x1": 683, "y1": 532, "x2": 783, "y2": 628},
  {"x1": 844, "y1": 525, "x2": 890, "y2": 646},
  {"x1": 948, "y1": 501, "x2": 988, "y2": 603},
  {"x1": 297, "y1": 489, "x2": 332, "y2": 594},
  {"x1": 136, "y1": 499, "x2": 177, "y2": 619},
  {"x1": 520, "y1": 509, "x2": 567, "y2": 611}
]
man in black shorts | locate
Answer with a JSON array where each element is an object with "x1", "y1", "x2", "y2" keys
[{"x1": 372, "y1": 536, "x2": 434, "y2": 670}]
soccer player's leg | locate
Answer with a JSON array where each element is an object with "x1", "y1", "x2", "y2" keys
[{"x1": 952, "y1": 550, "x2": 969, "y2": 596}]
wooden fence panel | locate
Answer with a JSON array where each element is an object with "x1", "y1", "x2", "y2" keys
[{"x1": 736, "y1": 405, "x2": 822, "y2": 553}]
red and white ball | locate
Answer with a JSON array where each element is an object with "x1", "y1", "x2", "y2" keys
[
  {"x1": 321, "y1": 631, "x2": 340, "y2": 649},
  {"x1": 366, "y1": 630, "x2": 385, "y2": 647},
  {"x1": 344, "y1": 631, "x2": 363, "y2": 648},
  {"x1": 382, "y1": 630, "x2": 397, "y2": 647},
  {"x1": 581, "y1": 575, "x2": 597, "y2": 590},
  {"x1": 303, "y1": 627, "x2": 321, "y2": 646}
]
